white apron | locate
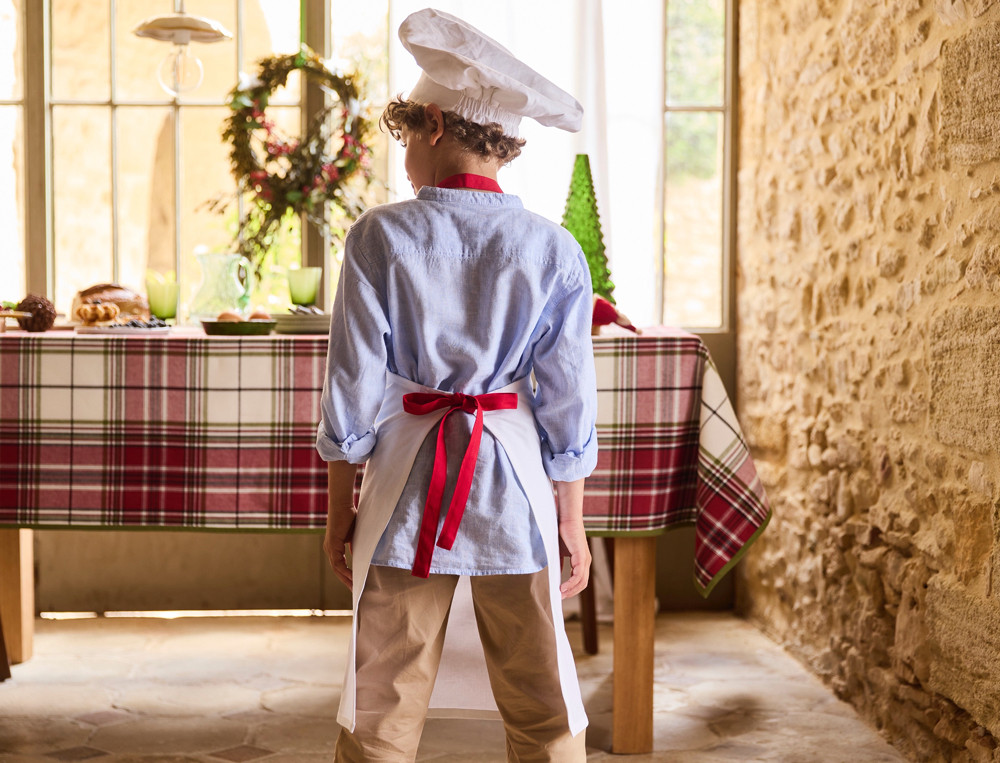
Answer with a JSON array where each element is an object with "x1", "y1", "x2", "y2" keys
[{"x1": 338, "y1": 372, "x2": 588, "y2": 737}]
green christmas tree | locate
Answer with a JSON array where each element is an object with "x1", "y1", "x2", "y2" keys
[{"x1": 561, "y1": 154, "x2": 615, "y2": 303}]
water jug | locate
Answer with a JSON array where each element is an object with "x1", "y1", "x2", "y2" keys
[{"x1": 188, "y1": 251, "x2": 256, "y2": 322}]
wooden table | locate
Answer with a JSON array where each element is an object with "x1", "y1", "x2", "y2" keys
[
  {"x1": 0, "y1": 327, "x2": 770, "y2": 754},
  {"x1": 584, "y1": 328, "x2": 771, "y2": 752}
]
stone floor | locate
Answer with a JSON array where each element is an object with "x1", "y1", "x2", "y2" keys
[{"x1": 0, "y1": 611, "x2": 907, "y2": 762}]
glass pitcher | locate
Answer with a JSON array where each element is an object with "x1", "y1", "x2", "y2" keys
[{"x1": 188, "y1": 251, "x2": 256, "y2": 322}]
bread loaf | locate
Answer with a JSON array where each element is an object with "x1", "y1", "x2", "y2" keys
[
  {"x1": 75, "y1": 302, "x2": 121, "y2": 324},
  {"x1": 72, "y1": 283, "x2": 150, "y2": 321}
]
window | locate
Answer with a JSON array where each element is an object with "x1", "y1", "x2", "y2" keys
[
  {"x1": 662, "y1": 0, "x2": 730, "y2": 329},
  {"x1": 0, "y1": 0, "x2": 24, "y2": 300},
  {"x1": 10, "y1": 0, "x2": 387, "y2": 315},
  {"x1": 8, "y1": 1, "x2": 732, "y2": 335}
]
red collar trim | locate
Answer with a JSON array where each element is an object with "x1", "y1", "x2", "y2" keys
[{"x1": 437, "y1": 174, "x2": 503, "y2": 193}]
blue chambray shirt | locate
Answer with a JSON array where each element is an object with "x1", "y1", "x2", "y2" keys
[{"x1": 316, "y1": 186, "x2": 598, "y2": 575}]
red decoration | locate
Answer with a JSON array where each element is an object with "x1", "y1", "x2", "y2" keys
[{"x1": 593, "y1": 296, "x2": 638, "y2": 333}]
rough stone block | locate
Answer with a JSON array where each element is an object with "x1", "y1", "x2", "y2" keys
[
  {"x1": 927, "y1": 578, "x2": 1000, "y2": 738},
  {"x1": 951, "y1": 495, "x2": 993, "y2": 586},
  {"x1": 930, "y1": 308, "x2": 1000, "y2": 454},
  {"x1": 966, "y1": 244, "x2": 1000, "y2": 291},
  {"x1": 942, "y1": 24, "x2": 1000, "y2": 164}
]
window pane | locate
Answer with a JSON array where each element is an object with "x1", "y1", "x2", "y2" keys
[
  {"x1": 0, "y1": 105, "x2": 24, "y2": 302},
  {"x1": 666, "y1": 0, "x2": 724, "y2": 107},
  {"x1": 52, "y1": 0, "x2": 110, "y2": 102},
  {"x1": 182, "y1": 0, "x2": 238, "y2": 102},
  {"x1": 178, "y1": 105, "x2": 260, "y2": 317},
  {"x1": 0, "y1": 0, "x2": 21, "y2": 100},
  {"x1": 117, "y1": 0, "x2": 237, "y2": 102},
  {"x1": 250, "y1": 0, "x2": 301, "y2": 57},
  {"x1": 53, "y1": 106, "x2": 112, "y2": 313},
  {"x1": 331, "y1": 1, "x2": 389, "y2": 209},
  {"x1": 117, "y1": 106, "x2": 174, "y2": 291},
  {"x1": 116, "y1": 0, "x2": 169, "y2": 101},
  {"x1": 223, "y1": 105, "x2": 302, "y2": 312},
  {"x1": 243, "y1": 0, "x2": 301, "y2": 105},
  {"x1": 331, "y1": 2, "x2": 388, "y2": 88},
  {"x1": 663, "y1": 110, "x2": 723, "y2": 328}
]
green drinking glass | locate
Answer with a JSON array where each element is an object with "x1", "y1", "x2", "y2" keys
[{"x1": 287, "y1": 267, "x2": 322, "y2": 306}]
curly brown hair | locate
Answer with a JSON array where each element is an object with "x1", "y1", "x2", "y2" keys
[{"x1": 380, "y1": 97, "x2": 526, "y2": 164}]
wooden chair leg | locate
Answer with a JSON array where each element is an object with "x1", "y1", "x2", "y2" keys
[
  {"x1": 580, "y1": 537, "x2": 598, "y2": 655},
  {"x1": 0, "y1": 610, "x2": 10, "y2": 681}
]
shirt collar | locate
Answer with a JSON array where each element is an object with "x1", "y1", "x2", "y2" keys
[
  {"x1": 437, "y1": 173, "x2": 503, "y2": 193},
  {"x1": 416, "y1": 186, "x2": 523, "y2": 208}
]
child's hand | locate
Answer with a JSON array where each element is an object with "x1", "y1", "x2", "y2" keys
[
  {"x1": 558, "y1": 516, "x2": 591, "y2": 599},
  {"x1": 323, "y1": 502, "x2": 357, "y2": 590},
  {"x1": 554, "y1": 478, "x2": 590, "y2": 599},
  {"x1": 325, "y1": 462, "x2": 359, "y2": 590}
]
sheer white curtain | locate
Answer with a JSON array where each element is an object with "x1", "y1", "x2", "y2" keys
[{"x1": 385, "y1": 1, "x2": 663, "y2": 327}]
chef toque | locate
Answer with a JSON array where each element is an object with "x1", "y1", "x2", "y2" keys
[{"x1": 398, "y1": 8, "x2": 583, "y2": 138}]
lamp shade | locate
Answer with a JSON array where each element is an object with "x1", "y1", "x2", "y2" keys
[{"x1": 133, "y1": 12, "x2": 232, "y2": 45}]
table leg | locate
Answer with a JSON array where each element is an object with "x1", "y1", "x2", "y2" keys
[
  {"x1": 612, "y1": 536, "x2": 656, "y2": 754},
  {"x1": 0, "y1": 529, "x2": 34, "y2": 664}
]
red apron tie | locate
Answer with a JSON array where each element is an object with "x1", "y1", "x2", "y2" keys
[{"x1": 402, "y1": 390, "x2": 518, "y2": 577}]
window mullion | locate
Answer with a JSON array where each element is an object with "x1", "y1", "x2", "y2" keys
[
  {"x1": 656, "y1": 0, "x2": 668, "y2": 326},
  {"x1": 301, "y1": 0, "x2": 331, "y2": 291},
  {"x1": 722, "y1": 0, "x2": 737, "y2": 335},
  {"x1": 110, "y1": 0, "x2": 120, "y2": 284},
  {"x1": 235, "y1": 0, "x2": 244, "y2": 258},
  {"x1": 24, "y1": 0, "x2": 50, "y2": 297},
  {"x1": 173, "y1": 102, "x2": 182, "y2": 280}
]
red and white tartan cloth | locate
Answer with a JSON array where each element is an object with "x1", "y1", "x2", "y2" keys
[
  {"x1": 588, "y1": 327, "x2": 771, "y2": 595},
  {"x1": 0, "y1": 327, "x2": 769, "y2": 593},
  {"x1": 0, "y1": 330, "x2": 329, "y2": 529}
]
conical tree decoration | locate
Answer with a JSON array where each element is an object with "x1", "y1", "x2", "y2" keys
[{"x1": 561, "y1": 154, "x2": 615, "y2": 303}]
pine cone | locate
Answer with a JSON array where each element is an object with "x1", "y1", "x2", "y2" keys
[{"x1": 16, "y1": 294, "x2": 57, "y2": 332}]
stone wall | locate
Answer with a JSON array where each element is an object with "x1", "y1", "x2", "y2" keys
[{"x1": 736, "y1": 1, "x2": 1000, "y2": 760}]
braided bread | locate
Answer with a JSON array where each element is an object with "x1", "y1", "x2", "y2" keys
[
  {"x1": 75, "y1": 302, "x2": 121, "y2": 324},
  {"x1": 71, "y1": 283, "x2": 150, "y2": 322}
]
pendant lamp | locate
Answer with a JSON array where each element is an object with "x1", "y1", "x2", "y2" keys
[{"x1": 133, "y1": 1, "x2": 232, "y2": 96}]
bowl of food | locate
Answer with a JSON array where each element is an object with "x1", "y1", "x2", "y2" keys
[{"x1": 201, "y1": 310, "x2": 276, "y2": 336}]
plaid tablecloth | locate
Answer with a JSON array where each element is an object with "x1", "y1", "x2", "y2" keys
[
  {"x1": 0, "y1": 327, "x2": 769, "y2": 593},
  {"x1": 588, "y1": 327, "x2": 771, "y2": 594},
  {"x1": 0, "y1": 330, "x2": 328, "y2": 529}
]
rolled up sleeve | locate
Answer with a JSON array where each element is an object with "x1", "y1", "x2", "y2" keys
[
  {"x1": 316, "y1": 231, "x2": 390, "y2": 463},
  {"x1": 531, "y1": 257, "x2": 599, "y2": 482}
]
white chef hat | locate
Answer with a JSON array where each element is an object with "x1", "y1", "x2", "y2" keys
[{"x1": 398, "y1": 8, "x2": 583, "y2": 138}]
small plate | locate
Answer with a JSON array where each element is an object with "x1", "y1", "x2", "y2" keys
[
  {"x1": 273, "y1": 313, "x2": 331, "y2": 335},
  {"x1": 76, "y1": 325, "x2": 172, "y2": 335},
  {"x1": 201, "y1": 319, "x2": 276, "y2": 336},
  {"x1": 0, "y1": 310, "x2": 33, "y2": 333}
]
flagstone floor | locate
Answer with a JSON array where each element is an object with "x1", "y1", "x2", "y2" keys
[{"x1": 0, "y1": 611, "x2": 907, "y2": 762}]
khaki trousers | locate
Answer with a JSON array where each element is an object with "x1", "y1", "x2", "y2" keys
[{"x1": 335, "y1": 565, "x2": 586, "y2": 763}]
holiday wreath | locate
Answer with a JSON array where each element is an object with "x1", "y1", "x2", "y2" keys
[{"x1": 218, "y1": 45, "x2": 373, "y2": 274}]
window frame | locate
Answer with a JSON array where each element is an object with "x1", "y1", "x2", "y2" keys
[
  {"x1": 23, "y1": 0, "x2": 48, "y2": 298},
  {"x1": 20, "y1": 1, "x2": 736, "y2": 359},
  {"x1": 658, "y1": 0, "x2": 738, "y2": 396}
]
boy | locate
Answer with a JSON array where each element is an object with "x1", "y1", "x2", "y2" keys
[{"x1": 317, "y1": 8, "x2": 597, "y2": 761}]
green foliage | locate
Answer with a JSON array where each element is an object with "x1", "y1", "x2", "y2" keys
[
  {"x1": 216, "y1": 203, "x2": 303, "y2": 310},
  {"x1": 561, "y1": 154, "x2": 615, "y2": 303},
  {"x1": 667, "y1": 0, "x2": 725, "y2": 105},
  {"x1": 213, "y1": 44, "x2": 374, "y2": 278},
  {"x1": 667, "y1": 112, "x2": 720, "y2": 180},
  {"x1": 666, "y1": 0, "x2": 725, "y2": 180}
]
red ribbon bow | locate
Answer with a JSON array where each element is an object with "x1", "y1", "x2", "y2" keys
[{"x1": 402, "y1": 390, "x2": 518, "y2": 577}]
